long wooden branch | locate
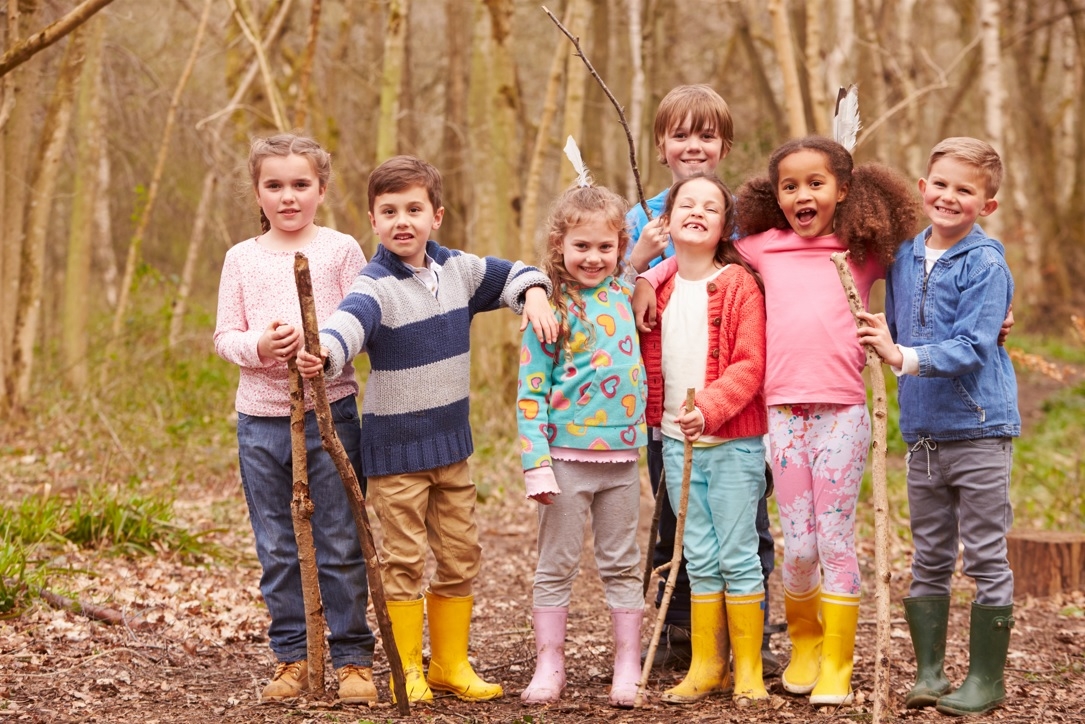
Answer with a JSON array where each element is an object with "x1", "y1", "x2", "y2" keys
[
  {"x1": 636, "y1": 388, "x2": 696, "y2": 707},
  {"x1": 293, "y1": 254, "x2": 410, "y2": 715},
  {"x1": 287, "y1": 358, "x2": 326, "y2": 697},
  {"x1": 542, "y1": 5, "x2": 650, "y2": 218},
  {"x1": 0, "y1": 0, "x2": 118, "y2": 78},
  {"x1": 831, "y1": 252, "x2": 891, "y2": 722}
]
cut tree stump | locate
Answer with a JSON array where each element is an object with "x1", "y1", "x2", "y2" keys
[{"x1": 1006, "y1": 530, "x2": 1085, "y2": 597}]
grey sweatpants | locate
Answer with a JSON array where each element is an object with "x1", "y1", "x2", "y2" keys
[
  {"x1": 906, "y1": 437, "x2": 1015, "y2": 605},
  {"x1": 533, "y1": 458, "x2": 643, "y2": 610}
]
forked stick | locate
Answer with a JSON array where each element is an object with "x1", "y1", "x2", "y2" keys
[
  {"x1": 642, "y1": 477, "x2": 667, "y2": 596},
  {"x1": 831, "y1": 251, "x2": 891, "y2": 722},
  {"x1": 635, "y1": 388, "x2": 696, "y2": 707},
  {"x1": 293, "y1": 253, "x2": 411, "y2": 715},
  {"x1": 541, "y1": 5, "x2": 650, "y2": 218}
]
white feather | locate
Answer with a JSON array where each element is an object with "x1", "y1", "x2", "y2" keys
[
  {"x1": 563, "y1": 135, "x2": 593, "y2": 188},
  {"x1": 833, "y1": 85, "x2": 860, "y2": 152}
]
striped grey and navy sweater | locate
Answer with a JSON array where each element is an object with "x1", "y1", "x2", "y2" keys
[{"x1": 319, "y1": 240, "x2": 551, "y2": 477}]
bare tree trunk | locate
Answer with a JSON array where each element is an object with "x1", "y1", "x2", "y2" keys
[
  {"x1": 0, "y1": 0, "x2": 117, "y2": 78},
  {"x1": 376, "y1": 0, "x2": 408, "y2": 159},
  {"x1": 62, "y1": 15, "x2": 106, "y2": 390},
  {"x1": 825, "y1": 0, "x2": 855, "y2": 105},
  {"x1": 484, "y1": 0, "x2": 523, "y2": 253},
  {"x1": 806, "y1": 0, "x2": 830, "y2": 135},
  {"x1": 519, "y1": 6, "x2": 572, "y2": 263},
  {"x1": 109, "y1": 0, "x2": 212, "y2": 346},
  {"x1": 559, "y1": 0, "x2": 591, "y2": 189},
  {"x1": 440, "y1": 0, "x2": 469, "y2": 249},
  {"x1": 293, "y1": 0, "x2": 322, "y2": 130},
  {"x1": 0, "y1": 0, "x2": 40, "y2": 409},
  {"x1": 733, "y1": 1, "x2": 785, "y2": 140},
  {"x1": 230, "y1": 0, "x2": 287, "y2": 130},
  {"x1": 889, "y1": 0, "x2": 922, "y2": 175},
  {"x1": 627, "y1": 0, "x2": 646, "y2": 201},
  {"x1": 7, "y1": 31, "x2": 85, "y2": 408},
  {"x1": 980, "y1": 0, "x2": 1004, "y2": 240},
  {"x1": 168, "y1": 170, "x2": 217, "y2": 349},
  {"x1": 856, "y1": 0, "x2": 887, "y2": 160},
  {"x1": 768, "y1": 0, "x2": 808, "y2": 137}
]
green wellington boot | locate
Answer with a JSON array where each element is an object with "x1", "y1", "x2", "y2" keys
[
  {"x1": 936, "y1": 602, "x2": 1014, "y2": 716},
  {"x1": 903, "y1": 595, "x2": 952, "y2": 708}
]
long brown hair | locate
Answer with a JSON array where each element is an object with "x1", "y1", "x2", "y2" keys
[{"x1": 543, "y1": 185, "x2": 631, "y2": 359}]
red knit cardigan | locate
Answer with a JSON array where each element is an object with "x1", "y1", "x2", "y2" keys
[{"x1": 641, "y1": 265, "x2": 768, "y2": 439}]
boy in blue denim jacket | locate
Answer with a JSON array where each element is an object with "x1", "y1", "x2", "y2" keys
[{"x1": 859, "y1": 137, "x2": 1019, "y2": 718}]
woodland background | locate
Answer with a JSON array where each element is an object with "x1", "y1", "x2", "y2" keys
[
  {"x1": 2, "y1": 0, "x2": 1085, "y2": 412},
  {"x1": 1, "y1": 2, "x2": 1084, "y2": 721}
]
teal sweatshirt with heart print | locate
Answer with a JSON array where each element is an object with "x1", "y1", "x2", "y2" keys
[{"x1": 516, "y1": 276, "x2": 648, "y2": 471}]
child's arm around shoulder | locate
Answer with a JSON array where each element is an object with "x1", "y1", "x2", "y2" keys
[{"x1": 462, "y1": 249, "x2": 557, "y2": 344}]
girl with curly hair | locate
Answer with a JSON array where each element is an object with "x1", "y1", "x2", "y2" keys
[{"x1": 516, "y1": 184, "x2": 648, "y2": 708}]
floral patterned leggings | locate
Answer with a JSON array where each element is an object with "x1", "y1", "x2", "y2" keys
[{"x1": 769, "y1": 403, "x2": 869, "y2": 596}]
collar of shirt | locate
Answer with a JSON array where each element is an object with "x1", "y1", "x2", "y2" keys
[{"x1": 409, "y1": 255, "x2": 442, "y2": 296}]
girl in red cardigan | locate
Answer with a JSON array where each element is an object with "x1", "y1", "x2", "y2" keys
[{"x1": 641, "y1": 173, "x2": 768, "y2": 704}]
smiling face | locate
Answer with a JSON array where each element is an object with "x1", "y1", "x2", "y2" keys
[
  {"x1": 661, "y1": 113, "x2": 726, "y2": 182},
  {"x1": 562, "y1": 215, "x2": 620, "y2": 288},
  {"x1": 368, "y1": 184, "x2": 444, "y2": 267},
  {"x1": 919, "y1": 156, "x2": 998, "y2": 248},
  {"x1": 775, "y1": 148, "x2": 848, "y2": 239},
  {"x1": 255, "y1": 153, "x2": 325, "y2": 244},
  {"x1": 666, "y1": 176, "x2": 728, "y2": 253}
]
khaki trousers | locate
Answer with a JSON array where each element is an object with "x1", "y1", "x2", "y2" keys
[{"x1": 371, "y1": 459, "x2": 482, "y2": 600}]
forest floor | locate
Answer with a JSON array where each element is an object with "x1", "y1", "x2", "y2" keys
[{"x1": 2, "y1": 459, "x2": 1084, "y2": 724}]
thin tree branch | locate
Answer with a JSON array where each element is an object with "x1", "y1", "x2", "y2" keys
[
  {"x1": 542, "y1": 5, "x2": 649, "y2": 218},
  {"x1": 0, "y1": 0, "x2": 119, "y2": 78}
]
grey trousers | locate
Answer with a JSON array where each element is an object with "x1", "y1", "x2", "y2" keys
[
  {"x1": 533, "y1": 458, "x2": 643, "y2": 610},
  {"x1": 906, "y1": 437, "x2": 1015, "y2": 605}
]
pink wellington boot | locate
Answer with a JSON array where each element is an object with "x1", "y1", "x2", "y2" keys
[
  {"x1": 609, "y1": 608, "x2": 644, "y2": 708},
  {"x1": 522, "y1": 607, "x2": 568, "y2": 703}
]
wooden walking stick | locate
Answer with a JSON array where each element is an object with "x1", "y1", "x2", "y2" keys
[
  {"x1": 635, "y1": 389, "x2": 696, "y2": 707},
  {"x1": 286, "y1": 356, "x2": 326, "y2": 696},
  {"x1": 293, "y1": 254, "x2": 410, "y2": 715},
  {"x1": 642, "y1": 475, "x2": 667, "y2": 596},
  {"x1": 832, "y1": 251, "x2": 891, "y2": 722}
]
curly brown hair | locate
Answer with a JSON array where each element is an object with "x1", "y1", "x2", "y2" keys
[
  {"x1": 544, "y1": 185, "x2": 631, "y2": 360},
  {"x1": 735, "y1": 136, "x2": 919, "y2": 266}
]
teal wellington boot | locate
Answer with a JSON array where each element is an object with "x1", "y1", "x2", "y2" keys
[
  {"x1": 903, "y1": 595, "x2": 952, "y2": 708},
  {"x1": 936, "y1": 602, "x2": 1014, "y2": 716}
]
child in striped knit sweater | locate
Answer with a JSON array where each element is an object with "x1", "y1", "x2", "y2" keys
[
  {"x1": 639, "y1": 173, "x2": 769, "y2": 705},
  {"x1": 297, "y1": 155, "x2": 556, "y2": 704}
]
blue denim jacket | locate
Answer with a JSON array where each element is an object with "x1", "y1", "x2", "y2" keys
[{"x1": 885, "y1": 224, "x2": 1020, "y2": 443}]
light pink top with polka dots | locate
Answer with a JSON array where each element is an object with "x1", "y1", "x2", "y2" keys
[{"x1": 214, "y1": 226, "x2": 366, "y2": 417}]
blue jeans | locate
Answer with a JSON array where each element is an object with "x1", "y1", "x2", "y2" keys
[
  {"x1": 237, "y1": 395, "x2": 375, "y2": 667},
  {"x1": 663, "y1": 435, "x2": 767, "y2": 595}
]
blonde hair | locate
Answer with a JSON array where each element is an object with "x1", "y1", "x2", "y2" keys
[
  {"x1": 248, "y1": 134, "x2": 332, "y2": 233},
  {"x1": 927, "y1": 137, "x2": 1003, "y2": 197},
  {"x1": 543, "y1": 185, "x2": 631, "y2": 360},
  {"x1": 653, "y1": 84, "x2": 734, "y2": 164}
]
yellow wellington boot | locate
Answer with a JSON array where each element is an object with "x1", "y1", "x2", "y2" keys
[
  {"x1": 726, "y1": 591, "x2": 769, "y2": 702},
  {"x1": 386, "y1": 598, "x2": 434, "y2": 704},
  {"x1": 424, "y1": 591, "x2": 504, "y2": 701},
  {"x1": 661, "y1": 591, "x2": 732, "y2": 703},
  {"x1": 809, "y1": 591, "x2": 860, "y2": 706},
  {"x1": 781, "y1": 586, "x2": 822, "y2": 695}
]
